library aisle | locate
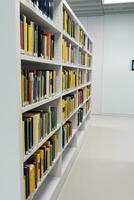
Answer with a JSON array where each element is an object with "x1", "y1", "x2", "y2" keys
[{"x1": 57, "y1": 115, "x2": 134, "y2": 200}]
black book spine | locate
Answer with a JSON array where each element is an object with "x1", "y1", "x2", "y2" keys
[
  {"x1": 38, "y1": 26, "x2": 42, "y2": 57},
  {"x1": 24, "y1": 166, "x2": 30, "y2": 198}
]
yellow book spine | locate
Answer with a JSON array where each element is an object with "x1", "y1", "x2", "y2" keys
[
  {"x1": 29, "y1": 165, "x2": 35, "y2": 195},
  {"x1": 24, "y1": 15, "x2": 27, "y2": 53},
  {"x1": 37, "y1": 149, "x2": 44, "y2": 178},
  {"x1": 28, "y1": 23, "x2": 32, "y2": 55},
  {"x1": 36, "y1": 153, "x2": 41, "y2": 183},
  {"x1": 62, "y1": 38, "x2": 64, "y2": 63}
]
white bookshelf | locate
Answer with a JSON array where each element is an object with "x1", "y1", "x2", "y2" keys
[{"x1": 0, "y1": 0, "x2": 93, "y2": 200}]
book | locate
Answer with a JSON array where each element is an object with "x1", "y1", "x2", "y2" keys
[
  {"x1": 78, "y1": 108, "x2": 84, "y2": 126},
  {"x1": 87, "y1": 38, "x2": 93, "y2": 53},
  {"x1": 86, "y1": 86, "x2": 91, "y2": 99},
  {"x1": 62, "y1": 121, "x2": 72, "y2": 148},
  {"x1": 87, "y1": 54, "x2": 92, "y2": 67},
  {"x1": 86, "y1": 100, "x2": 90, "y2": 113},
  {"x1": 78, "y1": 50, "x2": 85, "y2": 66},
  {"x1": 79, "y1": 28, "x2": 86, "y2": 47},
  {"x1": 32, "y1": 0, "x2": 54, "y2": 19},
  {"x1": 78, "y1": 90, "x2": 84, "y2": 106}
]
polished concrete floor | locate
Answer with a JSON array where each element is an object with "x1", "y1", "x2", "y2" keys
[{"x1": 57, "y1": 115, "x2": 134, "y2": 200}]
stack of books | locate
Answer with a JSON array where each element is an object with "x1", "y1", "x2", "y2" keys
[
  {"x1": 22, "y1": 107, "x2": 58, "y2": 155},
  {"x1": 20, "y1": 15, "x2": 55, "y2": 59},
  {"x1": 62, "y1": 38, "x2": 75, "y2": 64},
  {"x1": 78, "y1": 70, "x2": 85, "y2": 86},
  {"x1": 24, "y1": 133, "x2": 58, "y2": 199},
  {"x1": 63, "y1": 8, "x2": 75, "y2": 38},
  {"x1": 62, "y1": 94, "x2": 76, "y2": 122},
  {"x1": 31, "y1": 0, "x2": 54, "y2": 19},
  {"x1": 62, "y1": 69, "x2": 77, "y2": 91},
  {"x1": 21, "y1": 70, "x2": 56, "y2": 106}
]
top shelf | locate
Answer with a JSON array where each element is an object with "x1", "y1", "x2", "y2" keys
[
  {"x1": 62, "y1": 0, "x2": 93, "y2": 43},
  {"x1": 20, "y1": 0, "x2": 61, "y2": 34}
]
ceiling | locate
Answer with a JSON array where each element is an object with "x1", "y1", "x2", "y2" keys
[{"x1": 67, "y1": 0, "x2": 134, "y2": 16}]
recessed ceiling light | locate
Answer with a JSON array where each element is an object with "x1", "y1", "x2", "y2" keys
[{"x1": 103, "y1": 0, "x2": 134, "y2": 4}]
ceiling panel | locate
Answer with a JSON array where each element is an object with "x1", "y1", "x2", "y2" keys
[{"x1": 67, "y1": 0, "x2": 134, "y2": 16}]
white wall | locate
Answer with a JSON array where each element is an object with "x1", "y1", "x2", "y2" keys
[{"x1": 80, "y1": 14, "x2": 134, "y2": 115}]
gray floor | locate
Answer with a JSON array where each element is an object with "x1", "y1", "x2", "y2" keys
[{"x1": 57, "y1": 115, "x2": 134, "y2": 200}]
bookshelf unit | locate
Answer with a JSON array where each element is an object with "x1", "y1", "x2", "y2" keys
[{"x1": 0, "y1": 0, "x2": 93, "y2": 200}]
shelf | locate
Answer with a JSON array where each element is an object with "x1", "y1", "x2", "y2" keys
[
  {"x1": 24, "y1": 124, "x2": 61, "y2": 162},
  {"x1": 27, "y1": 153, "x2": 61, "y2": 200},
  {"x1": 62, "y1": 31, "x2": 78, "y2": 47},
  {"x1": 21, "y1": 54, "x2": 61, "y2": 66},
  {"x1": 78, "y1": 95, "x2": 91, "y2": 110},
  {"x1": 62, "y1": 87, "x2": 77, "y2": 96},
  {"x1": 20, "y1": 0, "x2": 61, "y2": 34},
  {"x1": 62, "y1": 63, "x2": 78, "y2": 69},
  {"x1": 62, "y1": 63, "x2": 92, "y2": 70},
  {"x1": 22, "y1": 93, "x2": 61, "y2": 113},
  {"x1": 78, "y1": 81, "x2": 91, "y2": 90},
  {"x1": 62, "y1": 109, "x2": 77, "y2": 126}
]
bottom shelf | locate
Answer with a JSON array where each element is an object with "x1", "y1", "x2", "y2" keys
[
  {"x1": 28, "y1": 111, "x2": 91, "y2": 200},
  {"x1": 33, "y1": 176, "x2": 60, "y2": 200}
]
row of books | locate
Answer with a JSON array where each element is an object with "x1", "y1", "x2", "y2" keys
[
  {"x1": 79, "y1": 28, "x2": 86, "y2": 47},
  {"x1": 86, "y1": 86, "x2": 91, "y2": 99},
  {"x1": 30, "y1": 0, "x2": 54, "y2": 20},
  {"x1": 24, "y1": 133, "x2": 58, "y2": 199},
  {"x1": 78, "y1": 50, "x2": 86, "y2": 66},
  {"x1": 62, "y1": 94, "x2": 76, "y2": 122},
  {"x1": 62, "y1": 70, "x2": 77, "y2": 91},
  {"x1": 22, "y1": 107, "x2": 57, "y2": 154},
  {"x1": 78, "y1": 108, "x2": 84, "y2": 126},
  {"x1": 78, "y1": 90, "x2": 84, "y2": 106},
  {"x1": 62, "y1": 38, "x2": 75, "y2": 64},
  {"x1": 86, "y1": 100, "x2": 90, "y2": 113},
  {"x1": 21, "y1": 70, "x2": 56, "y2": 107},
  {"x1": 87, "y1": 54, "x2": 92, "y2": 67},
  {"x1": 63, "y1": 8, "x2": 75, "y2": 38},
  {"x1": 78, "y1": 70, "x2": 85, "y2": 86},
  {"x1": 62, "y1": 121, "x2": 72, "y2": 148},
  {"x1": 20, "y1": 15, "x2": 55, "y2": 59}
]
